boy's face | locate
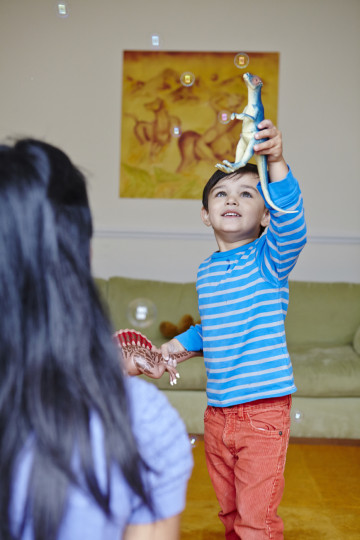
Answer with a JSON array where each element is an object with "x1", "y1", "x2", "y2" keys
[{"x1": 201, "y1": 172, "x2": 270, "y2": 252}]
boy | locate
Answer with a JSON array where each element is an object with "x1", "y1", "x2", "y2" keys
[{"x1": 161, "y1": 119, "x2": 307, "y2": 539}]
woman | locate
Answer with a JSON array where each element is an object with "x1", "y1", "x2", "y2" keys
[{"x1": 0, "y1": 139, "x2": 192, "y2": 540}]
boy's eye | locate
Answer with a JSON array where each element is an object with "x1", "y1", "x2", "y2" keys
[
  {"x1": 214, "y1": 191, "x2": 226, "y2": 197},
  {"x1": 241, "y1": 191, "x2": 252, "y2": 198}
]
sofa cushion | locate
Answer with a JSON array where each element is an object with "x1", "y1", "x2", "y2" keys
[
  {"x1": 353, "y1": 326, "x2": 360, "y2": 355},
  {"x1": 98, "y1": 278, "x2": 360, "y2": 350},
  {"x1": 291, "y1": 345, "x2": 360, "y2": 397},
  {"x1": 104, "y1": 277, "x2": 199, "y2": 347},
  {"x1": 286, "y1": 282, "x2": 360, "y2": 348},
  {"x1": 95, "y1": 277, "x2": 360, "y2": 403},
  {"x1": 290, "y1": 396, "x2": 360, "y2": 439},
  {"x1": 148, "y1": 346, "x2": 360, "y2": 397}
]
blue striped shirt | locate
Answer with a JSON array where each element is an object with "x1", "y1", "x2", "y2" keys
[{"x1": 177, "y1": 169, "x2": 307, "y2": 407}]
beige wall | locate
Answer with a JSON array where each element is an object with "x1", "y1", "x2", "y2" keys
[{"x1": 1, "y1": 0, "x2": 359, "y2": 282}]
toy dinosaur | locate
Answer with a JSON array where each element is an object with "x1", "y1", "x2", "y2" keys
[
  {"x1": 113, "y1": 329, "x2": 199, "y2": 384},
  {"x1": 216, "y1": 72, "x2": 296, "y2": 214}
]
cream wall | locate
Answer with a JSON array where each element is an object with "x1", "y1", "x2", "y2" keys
[{"x1": 1, "y1": 0, "x2": 359, "y2": 282}]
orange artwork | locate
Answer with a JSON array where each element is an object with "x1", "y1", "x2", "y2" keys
[{"x1": 119, "y1": 51, "x2": 279, "y2": 199}]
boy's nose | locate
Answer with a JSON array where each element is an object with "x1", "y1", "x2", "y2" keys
[{"x1": 226, "y1": 197, "x2": 238, "y2": 205}]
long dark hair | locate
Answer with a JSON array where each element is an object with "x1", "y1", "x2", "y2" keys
[{"x1": 0, "y1": 140, "x2": 147, "y2": 539}]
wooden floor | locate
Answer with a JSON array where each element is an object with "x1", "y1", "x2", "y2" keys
[{"x1": 181, "y1": 438, "x2": 360, "y2": 539}]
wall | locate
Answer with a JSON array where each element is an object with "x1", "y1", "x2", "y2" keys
[{"x1": 0, "y1": 0, "x2": 359, "y2": 282}]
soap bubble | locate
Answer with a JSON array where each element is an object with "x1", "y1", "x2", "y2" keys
[
  {"x1": 189, "y1": 435, "x2": 199, "y2": 449},
  {"x1": 127, "y1": 298, "x2": 157, "y2": 329},
  {"x1": 56, "y1": 2, "x2": 70, "y2": 17},
  {"x1": 234, "y1": 52, "x2": 249, "y2": 69},
  {"x1": 170, "y1": 117, "x2": 182, "y2": 137},
  {"x1": 180, "y1": 72, "x2": 195, "y2": 87},
  {"x1": 171, "y1": 125, "x2": 182, "y2": 138},
  {"x1": 292, "y1": 409, "x2": 304, "y2": 423},
  {"x1": 151, "y1": 34, "x2": 160, "y2": 48},
  {"x1": 218, "y1": 110, "x2": 232, "y2": 125}
]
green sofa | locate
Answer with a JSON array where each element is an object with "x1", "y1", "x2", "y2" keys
[{"x1": 95, "y1": 277, "x2": 360, "y2": 440}]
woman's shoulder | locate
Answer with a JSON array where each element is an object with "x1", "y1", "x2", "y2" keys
[
  {"x1": 125, "y1": 377, "x2": 193, "y2": 468},
  {"x1": 125, "y1": 376, "x2": 186, "y2": 438}
]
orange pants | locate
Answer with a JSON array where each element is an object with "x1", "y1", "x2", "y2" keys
[{"x1": 204, "y1": 395, "x2": 291, "y2": 539}]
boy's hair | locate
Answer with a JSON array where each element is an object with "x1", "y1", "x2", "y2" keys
[
  {"x1": 202, "y1": 163, "x2": 259, "y2": 211},
  {"x1": 202, "y1": 163, "x2": 267, "y2": 237}
]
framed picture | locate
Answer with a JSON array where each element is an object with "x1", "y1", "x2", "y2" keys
[{"x1": 120, "y1": 51, "x2": 279, "y2": 199}]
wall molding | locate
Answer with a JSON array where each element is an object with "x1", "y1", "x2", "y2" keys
[{"x1": 94, "y1": 228, "x2": 360, "y2": 245}]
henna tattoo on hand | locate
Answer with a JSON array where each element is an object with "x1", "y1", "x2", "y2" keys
[{"x1": 113, "y1": 329, "x2": 199, "y2": 379}]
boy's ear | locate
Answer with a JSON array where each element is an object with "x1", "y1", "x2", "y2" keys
[
  {"x1": 261, "y1": 208, "x2": 270, "y2": 228},
  {"x1": 201, "y1": 206, "x2": 211, "y2": 227}
]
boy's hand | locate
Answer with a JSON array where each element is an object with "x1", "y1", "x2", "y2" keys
[
  {"x1": 254, "y1": 119, "x2": 288, "y2": 182},
  {"x1": 113, "y1": 329, "x2": 181, "y2": 384},
  {"x1": 159, "y1": 339, "x2": 201, "y2": 386},
  {"x1": 254, "y1": 119, "x2": 283, "y2": 163},
  {"x1": 138, "y1": 347, "x2": 180, "y2": 385},
  {"x1": 160, "y1": 338, "x2": 186, "y2": 368},
  {"x1": 119, "y1": 343, "x2": 180, "y2": 384}
]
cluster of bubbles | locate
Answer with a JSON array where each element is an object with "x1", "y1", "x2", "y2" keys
[
  {"x1": 151, "y1": 33, "x2": 249, "y2": 87},
  {"x1": 68, "y1": 32, "x2": 250, "y2": 145},
  {"x1": 127, "y1": 298, "x2": 157, "y2": 329},
  {"x1": 121, "y1": 35, "x2": 252, "y2": 140}
]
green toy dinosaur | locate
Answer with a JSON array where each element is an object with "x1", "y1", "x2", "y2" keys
[{"x1": 216, "y1": 72, "x2": 296, "y2": 214}]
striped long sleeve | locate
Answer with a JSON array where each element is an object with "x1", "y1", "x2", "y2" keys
[{"x1": 177, "y1": 168, "x2": 307, "y2": 407}]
